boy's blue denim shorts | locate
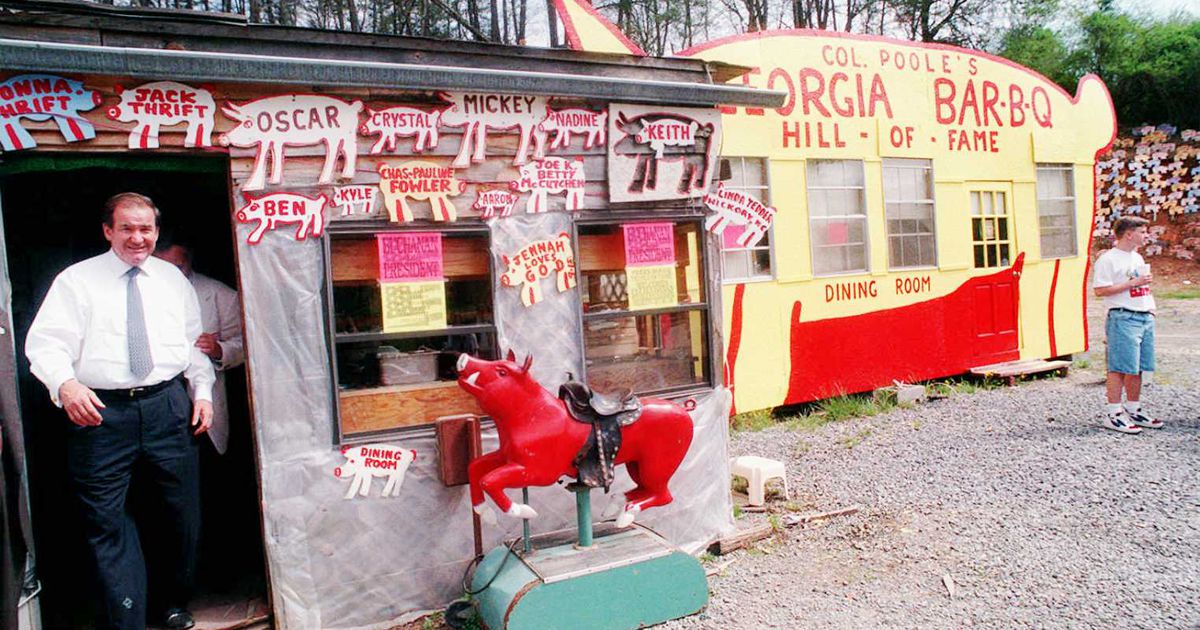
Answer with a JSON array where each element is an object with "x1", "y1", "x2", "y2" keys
[{"x1": 1106, "y1": 308, "x2": 1155, "y2": 375}]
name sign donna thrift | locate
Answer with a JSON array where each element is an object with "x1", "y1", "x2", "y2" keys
[
  {"x1": 0, "y1": 74, "x2": 101, "y2": 152},
  {"x1": 334, "y1": 444, "x2": 417, "y2": 499},
  {"x1": 235, "y1": 191, "x2": 328, "y2": 245},
  {"x1": 703, "y1": 182, "x2": 777, "y2": 247},
  {"x1": 509, "y1": 157, "x2": 586, "y2": 213},
  {"x1": 218, "y1": 94, "x2": 363, "y2": 191},
  {"x1": 377, "y1": 161, "x2": 468, "y2": 222},
  {"x1": 107, "y1": 81, "x2": 216, "y2": 149},
  {"x1": 438, "y1": 92, "x2": 548, "y2": 168},
  {"x1": 499, "y1": 233, "x2": 578, "y2": 307}
]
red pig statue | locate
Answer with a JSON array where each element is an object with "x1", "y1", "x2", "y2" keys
[{"x1": 456, "y1": 352, "x2": 694, "y2": 528}]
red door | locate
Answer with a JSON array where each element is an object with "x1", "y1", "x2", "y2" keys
[{"x1": 968, "y1": 187, "x2": 1021, "y2": 363}]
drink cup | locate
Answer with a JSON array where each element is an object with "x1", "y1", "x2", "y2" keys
[{"x1": 1137, "y1": 263, "x2": 1151, "y2": 277}]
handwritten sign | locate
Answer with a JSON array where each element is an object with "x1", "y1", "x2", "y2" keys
[
  {"x1": 331, "y1": 185, "x2": 379, "y2": 217},
  {"x1": 510, "y1": 157, "x2": 586, "y2": 213},
  {"x1": 609, "y1": 104, "x2": 721, "y2": 202},
  {"x1": 0, "y1": 74, "x2": 100, "y2": 152},
  {"x1": 377, "y1": 233, "x2": 443, "y2": 282},
  {"x1": 377, "y1": 161, "x2": 468, "y2": 222},
  {"x1": 626, "y1": 264, "x2": 678, "y2": 311},
  {"x1": 218, "y1": 94, "x2": 362, "y2": 191},
  {"x1": 438, "y1": 92, "x2": 549, "y2": 168},
  {"x1": 334, "y1": 444, "x2": 417, "y2": 499},
  {"x1": 472, "y1": 187, "x2": 520, "y2": 219},
  {"x1": 703, "y1": 183, "x2": 777, "y2": 247},
  {"x1": 623, "y1": 222, "x2": 676, "y2": 266},
  {"x1": 107, "y1": 81, "x2": 215, "y2": 150},
  {"x1": 499, "y1": 233, "x2": 577, "y2": 307},
  {"x1": 235, "y1": 192, "x2": 328, "y2": 245},
  {"x1": 381, "y1": 281, "x2": 447, "y2": 333},
  {"x1": 539, "y1": 107, "x2": 608, "y2": 151},
  {"x1": 361, "y1": 105, "x2": 444, "y2": 154}
]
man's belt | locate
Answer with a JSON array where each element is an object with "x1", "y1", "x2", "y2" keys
[
  {"x1": 94, "y1": 374, "x2": 183, "y2": 400},
  {"x1": 1108, "y1": 307, "x2": 1151, "y2": 315}
]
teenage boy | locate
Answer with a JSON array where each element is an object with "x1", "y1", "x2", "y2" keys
[{"x1": 1092, "y1": 216, "x2": 1162, "y2": 434}]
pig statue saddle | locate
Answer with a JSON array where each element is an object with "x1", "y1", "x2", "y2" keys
[{"x1": 558, "y1": 375, "x2": 642, "y2": 491}]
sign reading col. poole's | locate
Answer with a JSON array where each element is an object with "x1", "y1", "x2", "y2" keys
[
  {"x1": 377, "y1": 161, "x2": 468, "y2": 223},
  {"x1": 218, "y1": 94, "x2": 362, "y2": 192},
  {"x1": 500, "y1": 233, "x2": 577, "y2": 307},
  {"x1": 235, "y1": 192, "x2": 328, "y2": 245},
  {"x1": 608, "y1": 104, "x2": 721, "y2": 203},
  {"x1": 0, "y1": 74, "x2": 101, "y2": 152},
  {"x1": 107, "y1": 81, "x2": 216, "y2": 150},
  {"x1": 703, "y1": 182, "x2": 777, "y2": 247}
]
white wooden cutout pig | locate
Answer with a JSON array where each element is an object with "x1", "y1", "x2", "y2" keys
[
  {"x1": 235, "y1": 191, "x2": 329, "y2": 245},
  {"x1": 703, "y1": 182, "x2": 778, "y2": 247},
  {"x1": 360, "y1": 105, "x2": 444, "y2": 154},
  {"x1": 438, "y1": 92, "x2": 548, "y2": 168},
  {"x1": 335, "y1": 444, "x2": 417, "y2": 499},
  {"x1": 538, "y1": 106, "x2": 607, "y2": 151},
  {"x1": 509, "y1": 157, "x2": 586, "y2": 213},
  {"x1": 331, "y1": 184, "x2": 379, "y2": 217},
  {"x1": 218, "y1": 94, "x2": 363, "y2": 191},
  {"x1": 106, "y1": 81, "x2": 216, "y2": 149}
]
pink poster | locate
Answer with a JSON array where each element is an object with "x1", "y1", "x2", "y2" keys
[
  {"x1": 623, "y1": 222, "x2": 676, "y2": 267},
  {"x1": 377, "y1": 233, "x2": 443, "y2": 281},
  {"x1": 826, "y1": 222, "x2": 849, "y2": 245},
  {"x1": 721, "y1": 225, "x2": 747, "y2": 250}
]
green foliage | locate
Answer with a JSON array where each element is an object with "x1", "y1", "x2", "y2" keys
[
  {"x1": 841, "y1": 427, "x2": 873, "y2": 449},
  {"x1": 1159, "y1": 286, "x2": 1200, "y2": 299},
  {"x1": 731, "y1": 409, "x2": 777, "y2": 432}
]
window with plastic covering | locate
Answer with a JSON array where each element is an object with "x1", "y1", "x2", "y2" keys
[
  {"x1": 576, "y1": 220, "x2": 712, "y2": 396},
  {"x1": 1036, "y1": 164, "x2": 1077, "y2": 259},
  {"x1": 807, "y1": 160, "x2": 869, "y2": 275},
  {"x1": 327, "y1": 229, "x2": 496, "y2": 438},
  {"x1": 883, "y1": 158, "x2": 938, "y2": 269},
  {"x1": 718, "y1": 157, "x2": 774, "y2": 281}
]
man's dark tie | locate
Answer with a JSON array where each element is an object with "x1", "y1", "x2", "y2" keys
[{"x1": 126, "y1": 267, "x2": 153, "y2": 379}]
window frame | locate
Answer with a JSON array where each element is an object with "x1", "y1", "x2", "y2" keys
[
  {"x1": 882, "y1": 158, "x2": 938, "y2": 270},
  {"x1": 1035, "y1": 163, "x2": 1078, "y2": 259},
  {"x1": 324, "y1": 221, "x2": 498, "y2": 443},
  {"x1": 573, "y1": 215, "x2": 715, "y2": 399},
  {"x1": 718, "y1": 156, "x2": 776, "y2": 283},
  {"x1": 806, "y1": 159, "x2": 870, "y2": 277},
  {"x1": 969, "y1": 189, "x2": 1014, "y2": 269}
]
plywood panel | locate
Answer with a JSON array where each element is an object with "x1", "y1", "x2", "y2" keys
[{"x1": 339, "y1": 381, "x2": 484, "y2": 434}]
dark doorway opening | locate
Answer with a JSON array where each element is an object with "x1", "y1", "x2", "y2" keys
[{"x1": 0, "y1": 154, "x2": 267, "y2": 629}]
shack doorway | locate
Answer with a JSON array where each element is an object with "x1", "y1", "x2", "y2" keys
[{"x1": 0, "y1": 154, "x2": 268, "y2": 629}]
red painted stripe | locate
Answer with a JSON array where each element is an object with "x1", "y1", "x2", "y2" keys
[
  {"x1": 4, "y1": 126, "x2": 23, "y2": 149},
  {"x1": 725, "y1": 283, "x2": 747, "y2": 416},
  {"x1": 66, "y1": 117, "x2": 84, "y2": 141},
  {"x1": 139, "y1": 125, "x2": 151, "y2": 149},
  {"x1": 1048, "y1": 259, "x2": 1061, "y2": 356}
]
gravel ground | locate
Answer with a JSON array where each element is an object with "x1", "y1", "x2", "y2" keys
[{"x1": 667, "y1": 295, "x2": 1200, "y2": 630}]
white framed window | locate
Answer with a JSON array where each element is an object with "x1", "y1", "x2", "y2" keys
[
  {"x1": 1036, "y1": 164, "x2": 1077, "y2": 258},
  {"x1": 883, "y1": 158, "x2": 937, "y2": 269},
  {"x1": 970, "y1": 189, "x2": 1013, "y2": 268},
  {"x1": 717, "y1": 157, "x2": 774, "y2": 282},
  {"x1": 807, "y1": 159, "x2": 868, "y2": 275}
]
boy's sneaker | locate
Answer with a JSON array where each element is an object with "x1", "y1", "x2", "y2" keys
[
  {"x1": 1101, "y1": 411, "x2": 1142, "y2": 434},
  {"x1": 1126, "y1": 410, "x2": 1163, "y2": 429}
]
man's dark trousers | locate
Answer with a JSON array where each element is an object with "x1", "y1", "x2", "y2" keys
[{"x1": 66, "y1": 378, "x2": 200, "y2": 630}]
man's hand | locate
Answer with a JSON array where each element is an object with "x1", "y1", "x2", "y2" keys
[
  {"x1": 191, "y1": 400, "x2": 214, "y2": 435},
  {"x1": 59, "y1": 379, "x2": 105, "y2": 427},
  {"x1": 1129, "y1": 273, "x2": 1152, "y2": 288},
  {"x1": 195, "y1": 333, "x2": 223, "y2": 361}
]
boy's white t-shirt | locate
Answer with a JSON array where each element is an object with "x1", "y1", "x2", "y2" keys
[{"x1": 1092, "y1": 247, "x2": 1156, "y2": 312}]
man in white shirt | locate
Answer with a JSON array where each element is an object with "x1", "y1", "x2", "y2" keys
[
  {"x1": 1092, "y1": 216, "x2": 1161, "y2": 434},
  {"x1": 154, "y1": 238, "x2": 244, "y2": 455},
  {"x1": 25, "y1": 193, "x2": 215, "y2": 630}
]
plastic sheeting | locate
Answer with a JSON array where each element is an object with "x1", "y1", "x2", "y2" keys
[{"x1": 237, "y1": 215, "x2": 734, "y2": 630}]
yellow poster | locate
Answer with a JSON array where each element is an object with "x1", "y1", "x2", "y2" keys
[
  {"x1": 381, "y1": 281, "x2": 447, "y2": 333},
  {"x1": 626, "y1": 264, "x2": 678, "y2": 311}
]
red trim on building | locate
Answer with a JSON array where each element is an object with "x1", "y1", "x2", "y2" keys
[
  {"x1": 551, "y1": 0, "x2": 647, "y2": 57},
  {"x1": 725, "y1": 283, "x2": 747, "y2": 415},
  {"x1": 1048, "y1": 258, "x2": 1061, "y2": 356}
]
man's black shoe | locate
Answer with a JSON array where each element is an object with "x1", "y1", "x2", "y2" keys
[{"x1": 163, "y1": 608, "x2": 195, "y2": 630}]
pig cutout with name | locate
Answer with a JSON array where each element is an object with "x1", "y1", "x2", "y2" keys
[
  {"x1": 438, "y1": 92, "x2": 548, "y2": 168},
  {"x1": 218, "y1": 94, "x2": 363, "y2": 191},
  {"x1": 611, "y1": 109, "x2": 716, "y2": 198},
  {"x1": 377, "y1": 161, "x2": 468, "y2": 222},
  {"x1": 0, "y1": 74, "x2": 102, "y2": 152},
  {"x1": 360, "y1": 105, "x2": 444, "y2": 154},
  {"x1": 509, "y1": 157, "x2": 586, "y2": 214},
  {"x1": 538, "y1": 106, "x2": 608, "y2": 151},
  {"x1": 332, "y1": 184, "x2": 379, "y2": 217},
  {"x1": 472, "y1": 187, "x2": 520, "y2": 220},
  {"x1": 334, "y1": 444, "x2": 417, "y2": 499},
  {"x1": 703, "y1": 182, "x2": 777, "y2": 247},
  {"x1": 107, "y1": 81, "x2": 216, "y2": 149},
  {"x1": 499, "y1": 232, "x2": 577, "y2": 307},
  {"x1": 236, "y1": 191, "x2": 328, "y2": 245}
]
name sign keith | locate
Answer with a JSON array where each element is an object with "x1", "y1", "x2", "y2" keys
[
  {"x1": 703, "y1": 182, "x2": 777, "y2": 247},
  {"x1": 499, "y1": 233, "x2": 578, "y2": 307},
  {"x1": 334, "y1": 444, "x2": 417, "y2": 499},
  {"x1": 0, "y1": 74, "x2": 101, "y2": 152},
  {"x1": 107, "y1": 81, "x2": 216, "y2": 149},
  {"x1": 377, "y1": 161, "x2": 468, "y2": 223},
  {"x1": 609, "y1": 104, "x2": 721, "y2": 203}
]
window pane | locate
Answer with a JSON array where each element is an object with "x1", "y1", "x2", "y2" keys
[
  {"x1": 996, "y1": 192, "x2": 1006, "y2": 213},
  {"x1": 974, "y1": 245, "x2": 985, "y2": 267},
  {"x1": 998, "y1": 218, "x2": 1008, "y2": 241},
  {"x1": 1000, "y1": 244, "x2": 1011, "y2": 266},
  {"x1": 752, "y1": 249, "x2": 772, "y2": 275},
  {"x1": 970, "y1": 192, "x2": 981, "y2": 215},
  {"x1": 579, "y1": 222, "x2": 705, "y2": 313},
  {"x1": 972, "y1": 218, "x2": 983, "y2": 241},
  {"x1": 982, "y1": 192, "x2": 993, "y2": 215},
  {"x1": 723, "y1": 250, "x2": 750, "y2": 279},
  {"x1": 742, "y1": 158, "x2": 767, "y2": 187},
  {"x1": 584, "y1": 310, "x2": 708, "y2": 394},
  {"x1": 987, "y1": 244, "x2": 998, "y2": 267}
]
